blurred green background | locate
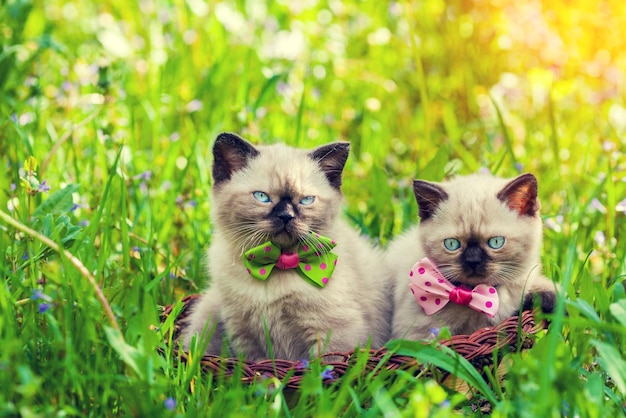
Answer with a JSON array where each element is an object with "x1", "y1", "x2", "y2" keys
[
  {"x1": 2, "y1": 0, "x2": 625, "y2": 305},
  {"x1": 3, "y1": 0, "x2": 625, "y2": 291}
]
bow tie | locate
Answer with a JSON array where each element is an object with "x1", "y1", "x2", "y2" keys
[
  {"x1": 408, "y1": 258, "x2": 499, "y2": 317},
  {"x1": 242, "y1": 232, "x2": 338, "y2": 288}
]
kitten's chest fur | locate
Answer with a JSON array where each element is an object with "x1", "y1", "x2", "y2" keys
[
  {"x1": 207, "y1": 222, "x2": 389, "y2": 361},
  {"x1": 217, "y1": 277, "x2": 333, "y2": 360}
]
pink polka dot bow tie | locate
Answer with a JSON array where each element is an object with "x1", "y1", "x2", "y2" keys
[
  {"x1": 409, "y1": 258, "x2": 499, "y2": 317},
  {"x1": 242, "y1": 231, "x2": 337, "y2": 288}
]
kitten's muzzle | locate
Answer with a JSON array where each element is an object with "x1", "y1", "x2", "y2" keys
[
  {"x1": 277, "y1": 213, "x2": 295, "y2": 223},
  {"x1": 271, "y1": 199, "x2": 297, "y2": 225},
  {"x1": 460, "y1": 244, "x2": 489, "y2": 276}
]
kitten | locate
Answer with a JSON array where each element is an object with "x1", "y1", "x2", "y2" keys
[
  {"x1": 182, "y1": 133, "x2": 391, "y2": 361},
  {"x1": 387, "y1": 173, "x2": 556, "y2": 340}
]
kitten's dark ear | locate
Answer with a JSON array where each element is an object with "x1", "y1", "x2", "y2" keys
[
  {"x1": 413, "y1": 180, "x2": 448, "y2": 221},
  {"x1": 309, "y1": 142, "x2": 350, "y2": 189},
  {"x1": 497, "y1": 173, "x2": 539, "y2": 217},
  {"x1": 212, "y1": 132, "x2": 260, "y2": 184}
]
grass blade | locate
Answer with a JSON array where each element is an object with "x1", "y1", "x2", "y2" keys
[{"x1": 387, "y1": 339, "x2": 498, "y2": 405}]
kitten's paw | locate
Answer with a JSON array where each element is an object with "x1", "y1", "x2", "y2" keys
[{"x1": 522, "y1": 291, "x2": 557, "y2": 314}]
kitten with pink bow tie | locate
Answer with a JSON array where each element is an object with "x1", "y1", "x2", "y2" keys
[{"x1": 387, "y1": 173, "x2": 557, "y2": 340}]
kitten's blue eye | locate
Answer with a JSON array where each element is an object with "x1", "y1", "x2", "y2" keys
[
  {"x1": 443, "y1": 238, "x2": 461, "y2": 251},
  {"x1": 252, "y1": 191, "x2": 271, "y2": 203},
  {"x1": 487, "y1": 236, "x2": 505, "y2": 249},
  {"x1": 300, "y1": 196, "x2": 315, "y2": 205}
]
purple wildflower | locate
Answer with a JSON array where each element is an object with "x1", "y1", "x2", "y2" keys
[
  {"x1": 161, "y1": 180, "x2": 172, "y2": 191},
  {"x1": 429, "y1": 327, "x2": 440, "y2": 338},
  {"x1": 616, "y1": 198, "x2": 626, "y2": 215},
  {"x1": 10, "y1": 183, "x2": 16, "y2": 192},
  {"x1": 296, "y1": 359, "x2": 309, "y2": 370},
  {"x1": 185, "y1": 99, "x2": 203, "y2": 113},
  {"x1": 38, "y1": 303, "x2": 52, "y2": 313},
  {"x1": 164, "y1": 397, "x2": 176, "y2": 411},
  {"x1": 320, "y1": 367, "x2": 334, "y2": 380},
  {"x1": 594, "y1": 231, "x2": 606, "y2": 246},
  {"x1": 589, "y1": 198, "x2": 606, "y2": 214},
  {"x1": 31, "y1": 290, "x2": 52, "y2": 301},
  {"x1": 544, "y1": 215, "x2": 564, "y2": 232},
  {"x1": 276, "y1": 81, "x2": 290, "y2": 95},
  {"x1": 38, "y1": 180, "x2": 50, "y2": 193},
  {"x1": 602, "y1": 141, "x2": 615, "y2": 152},
  {"x1": 70, "y1": 203, "x2": 85, "y2": 212},
  {"x1": 22, "y1": 252, "x2": 29, "y2": 261}
]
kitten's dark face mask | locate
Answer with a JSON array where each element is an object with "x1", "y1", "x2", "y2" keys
[
  {"x1": 258, "y1": 193, "x2": 314, "y2": 248},
  {"x1": 432, "y1": 236, "x2": 500, "y2": 286},
  {"x1": 268, "y1": 196, "x2": 300, "y2": 235},
  {"x1": 459, "y1": 239, "x2": 491, "y2": 278}
]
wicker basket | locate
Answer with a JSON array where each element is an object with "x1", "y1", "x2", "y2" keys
[{"x1": 161, "y1": 294, "x2": 545, "y2": 389}]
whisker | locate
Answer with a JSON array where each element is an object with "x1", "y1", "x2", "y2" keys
[
  {"x1": 302, "y1": 231, "x2": 334, "y2": 261},
  {"x1": 222, "y1": 223, "x2": 271, "y2": 256}
]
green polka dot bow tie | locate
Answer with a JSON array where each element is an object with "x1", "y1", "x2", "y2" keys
[{"x1": 242, "y1": 232, "x2": 338, "y2": 288}]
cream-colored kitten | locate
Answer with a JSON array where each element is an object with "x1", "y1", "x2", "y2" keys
[
  {"x1": 388, "y1": 173, "x2": 556, "y2": 340},
  {"x1": 182, "y1": 133, "x2": 391, "y2": 361}
]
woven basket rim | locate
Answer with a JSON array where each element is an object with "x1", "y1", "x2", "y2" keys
[{"x1": 161, "y1": 294, "x2": 546, "y2": 388}]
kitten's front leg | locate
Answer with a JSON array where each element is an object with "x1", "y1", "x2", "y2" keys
[
  {"x1": 228, "y1": 331, "x2": 274, "y2": 361},
  {"x1": 181, "y1": 290, "x2": 231, "y2": 356},
  {"x1": 316, "y1": 321, "x2": 382, "y2": 359},
  {"x1": 313, "y1": 334, "x2": 352, "y2": 362}
]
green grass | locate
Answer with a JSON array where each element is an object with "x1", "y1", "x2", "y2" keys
[{"x1": 2, "y1": 0, "x2": 626, "y2": 416}]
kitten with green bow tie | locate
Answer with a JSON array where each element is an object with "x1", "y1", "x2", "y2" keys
[{"x1": 182, "y1": 133, "x2": 391, "y2": 361}]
